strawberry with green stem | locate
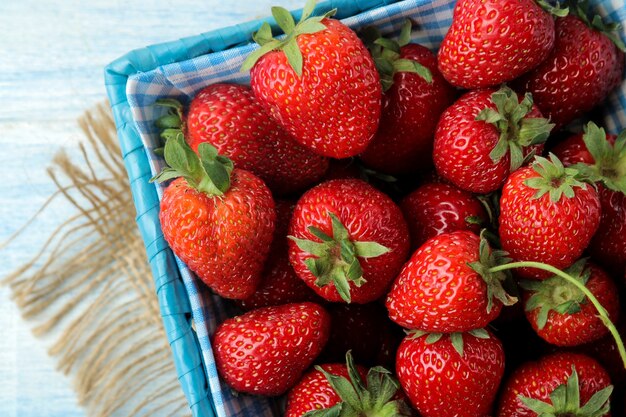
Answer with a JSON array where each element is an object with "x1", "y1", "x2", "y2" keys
[
  {"x1": 433, "y1": 86, "x2": 553, "y2": 194},
  {"x1": 497, "y1": 352, "x2": 613, "y2": 417},
  {"x1": 288, "y1": 179, "x2": 410, "y2": 304},
  {"x1": 242, "y1": 0, "x2": 381, "y2": 158},
  {"x1": 386, "y1": 230, "x2": 516, "y2": 333},
  {"x1": 285, "y1": 351, "x2": 411, "y2": 417},
  {"x1": 152, "y1": 133, "x2": 275, "y2": 299},
  {"x1": 359, "y1": 20, "x2": 456, "y2": 176},
  {"x1": 499, "y1": 154, "x2": 601, "y2": 280},
  {"x1": 396, "y1": 329, "x2": 505, "y2": 417},
  {"x1": 521, "y1": 259, "x2": 620, "y2": 347},
  {"x1": 553, "y1": 122, "x2": 626, "y2": 275},
  {"x1": 488, "y1": 260, "x2": 626, "y2": 368}
]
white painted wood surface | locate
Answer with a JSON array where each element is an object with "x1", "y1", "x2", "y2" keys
[{"x1": 0, "y1": 1, "x2": 300, "y2": 415}]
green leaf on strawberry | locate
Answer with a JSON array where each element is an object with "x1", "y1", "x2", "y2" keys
[
  {"x1": 362, "y1": 19, "x2": 433, "y2": 91},
  {"x1": 521, "y1": 259, "x2": 590, "y2": 329},
  {"x1": 305, "y1": 351, "x2": 412, "y2": 417},
  {"x1": 151, "y1": 131, "x2": 234, "y2": 197},
  {"x1": 568, "y1": 0, "x2": 626, "y2": 52},
  {"x1": 475, "y1": 86, "x2": 554, "y2": 172},
  {"x1": 519, "y1": 366, "x2": 613, "y2": 417},
  {"x1": 241, "y1": 0, "x2": 336, "y2": 77},
  {"x1": 570, "y1": 121, "x2": 626, "y2": 195},
  {"x1": 467, "y1": 230, "x2": 517, "y2": 313},
  {"x1": 289, "y1": 212, "x2": 390, "y2": 303},
  {"x1": 406, "y1": 328, "x2": 493, "y2": 357},
  {"x1": 525, "y1": 153, "x2": 592, "y2": 202}
]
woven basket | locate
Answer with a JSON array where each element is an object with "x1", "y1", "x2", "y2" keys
[{"x1": 104, "y1": 0, "x2": 626, "y2": 416}]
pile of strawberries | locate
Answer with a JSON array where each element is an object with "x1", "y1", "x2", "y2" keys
[{"x1": 151, "y1": 0, "x2": 626, "y2": 416}]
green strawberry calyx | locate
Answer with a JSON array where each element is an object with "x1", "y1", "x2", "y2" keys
[
  {"x1": 488, "y1": 261, "x2": 626, "y2": 368},
  {"x1": 467, "y1": 230, "x2": 518, "y2": 313},
  {"x1": 519, "y1": 366, "x2": 613, "y2": 417},
  {"x1": 288, "y1": 212, "x2": 389, "y2": 303},
  {"x1": 476, "y1": 86, "x2": 555, "y2": 172},
  {"x1": 567, "y1": 0, "x2": 626, "y2": 52},
  {"x1": 535, "y1": 0, "x2": 569, "y2": 17},
  {"x1": 525, "y1": 153, "x2": 592, "y2": 202},
  {"x1": 520, "y1": 259, "x2": 591, "y2": 330},
  {"x1": 150, "y1": 129, "x2": 234, "y2": 197},
  {"x1": 304, "y1": 351, "x2": 412, "y2": 417},
  {"x1": 570, "y1": 121, "x2": 626, "y2": 195},
  {"x1": 153, "y1": 98, "x2": 186, "y2": 155},
  {"x1": 360, "y1": 20, "x2": 432, "y2": 91},
  {"x1": 240, "y1": 0, "x2": 336, "y2": 77},
  {"x1": 406, "y1": 328, "x2": 492, "y2": 357}
]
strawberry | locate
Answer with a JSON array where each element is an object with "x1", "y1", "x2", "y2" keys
[
  {"x1": 237, "y1": 200, "x2": 321, "y2": 311},
  {"x1": 176, "y1": 83, "x2": 328, "y2": 195},
  {"x1": 433, "y1": 87, "x2": 553, "y2": 194},
  {"x1": 497, "y1": 352, "x2": 613, "y2": 417},
  {"x1": 152, "y1": 134, "x2": 275, "y2": 299},
  {"x1": 288, "y1": 179, "x2": 410, "y2": 303},
  {"x1": 514, "y1": 9, "x2": 625, "y2": 129},
  {"x1": 319, "y1": 302, "x2": 404, "y2": 368},
  {"x1": 386, "y1": 230, "x2": 516, "y2": 332},
  {"x1": 499, "y1": 154, "x2": 601, "y2": 280},
  {"x1": 437, "y1": 0, "x2": 564, "y2": 89},
  {"x1": 578, "y1": 318, "x2": 626, "y2": 388},
  {"x1": 396, "y1": 329, "x2": 505, "y2": 417},
  {"x1": 400, "y1": 181, "x2": 487, "y2": 250},
  {"x1": 521, "y1": 259, "x2": 620, "y2": 347},
  {"x1": 285, "y1": 351, "x2": 411, "y2": 417},
  {"x1": 212, "y1": 302, "x2": 330, "y2": 396},
  {"x1": 241, "y1": 1, "x2": 381, "y2": 158},
  {"x1": 359, "y1": 21, "x2": 456, "y2": 175},
  {"x1": 552, "y1": 122, "x2": 626, "y2": 276}
]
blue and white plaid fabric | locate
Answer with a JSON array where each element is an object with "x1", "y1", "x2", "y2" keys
[{"x1": 124, "y1": 0, "x2": 626, "y2": 416}]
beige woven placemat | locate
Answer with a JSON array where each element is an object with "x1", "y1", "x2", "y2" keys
[{"x1": 1, "y1": 104, "x2": 189, "y2": 417}]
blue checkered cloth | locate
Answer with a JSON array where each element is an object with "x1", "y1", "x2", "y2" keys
[{"x1": 123, "y1": 0, "x2": 626, "y2": 416}]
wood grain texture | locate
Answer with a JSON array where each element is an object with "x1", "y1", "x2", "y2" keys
[{"x1": 0, "y1": 1, "x2": 300, "y2": 416}]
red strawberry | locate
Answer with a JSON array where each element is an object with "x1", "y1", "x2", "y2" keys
[
  {"x1": 285, "y1": 351, "x2": 411, "y2": 417},
  {"x1": 288, "y1": 179, "x2": 410, "y2": 303},
  {"x1": 237, "y1": 200, "x2": 321, "y2": 311},
  {"x1": 514, "y1": 11, "x2": 625, "y2": 129},
  {"x1": 242, "y1": 3, "x2": 381, "y2": 158},
  {"x1": 178, "y1": 83, "x2": 328, "y2": 195},
  {"x1": 499, "y1": 154, "x2": 601, "y2": 280},
  {"x1": 359, "y1": 22, "x2": 456, "y2": 175},
  {"x1": 521, "y1": 259, "x2": 620, "y2": 346},
  {"x1": 318, "y1": 302, "x2": 404, "y2": 368},
  {"x1": 285, "y1": 363, "x2": 366, "y2": 417},
  {"x1": 400, "y1": 181, "x2": 487, "y2": 250},
  {"x1": 153, "y1": 136, "x2": 275, "y2": 299},
  {"x1": 578, "y1": 319, "x2": 626, "y2": 386},
  {"x1": 433, "y1": 87, "x2": 552, "y2": 194},
  {"x1": 552, "y1": 122, "x2": 626, "y2": 275},
  {"x1": 497, "y1": 352, "x2": 613, "y2": 417},
  {"x1": 212, "y1": 302, "x2": 330, "y2": 396},
  {"x1": 437, "y1": 0, "x2": 563, "y2": 89},
  {"x1": 396, "y1": 329, "x2": 505, "y2": 417},
  {"x1": 386, "y1": 230, "x2": 515, "y2": 332},
  {"x1": 322, "y1": 158, "x2": 362, "y2": 181}
]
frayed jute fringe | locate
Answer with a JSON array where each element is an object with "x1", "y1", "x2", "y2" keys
[{"x1": 1, "y1": 103, "x2": 190, "y2": 417}]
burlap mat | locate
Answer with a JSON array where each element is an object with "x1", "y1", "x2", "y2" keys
[{"x1": 1, "y1": 104, "x2": 190, "y2": 417}]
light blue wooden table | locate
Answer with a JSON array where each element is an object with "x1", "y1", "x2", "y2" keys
[{"x1": 0, "y1": 1, "x2": 300, "y2": 416}]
